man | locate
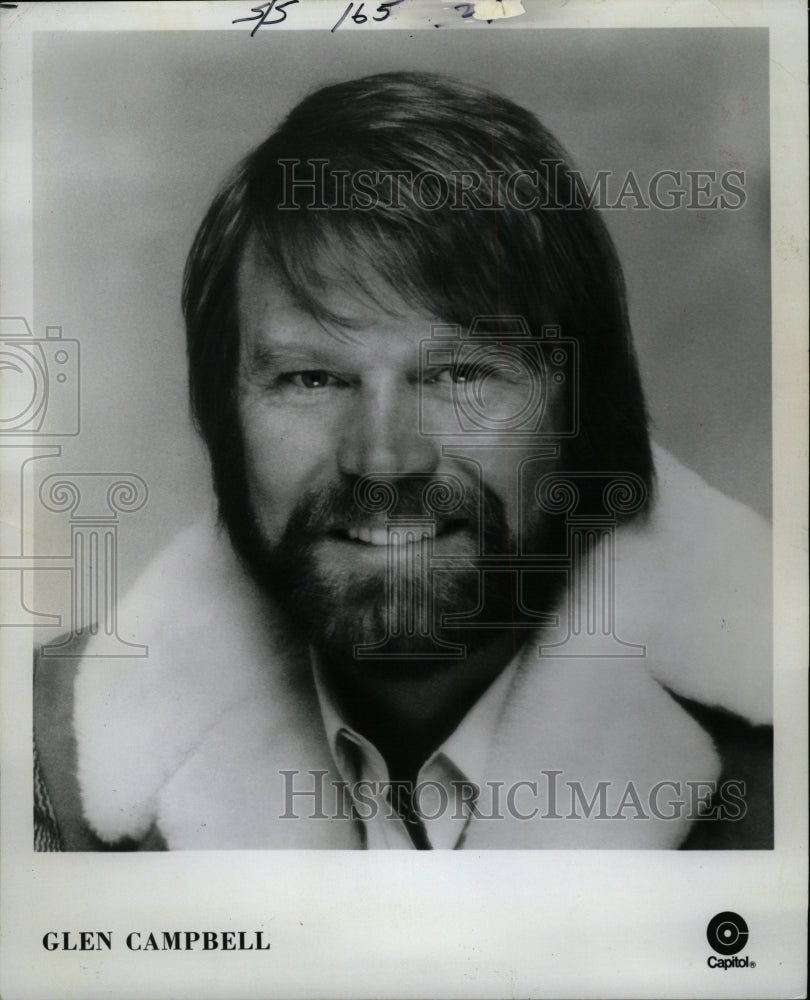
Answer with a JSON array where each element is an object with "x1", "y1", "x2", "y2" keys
[{"x1": 34, "y1": 72, "x2": 772, "y2": 850}]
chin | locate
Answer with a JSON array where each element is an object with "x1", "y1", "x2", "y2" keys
[
  {"x1": 227, "y1": 492, "x2": 567, "y2": 666},
  {"x1": 273, "y1": 560, "x2": 532, "y2": 668}
]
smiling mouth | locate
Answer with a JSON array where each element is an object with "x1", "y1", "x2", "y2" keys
[{"x1": 329, "y1": 521, "x2": 467, "y2": 547}]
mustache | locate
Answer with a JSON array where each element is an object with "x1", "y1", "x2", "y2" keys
[{"x1": 280, "y1": 473, "x2": 508, "y2": 541}]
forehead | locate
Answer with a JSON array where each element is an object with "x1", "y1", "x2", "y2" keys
[{"x1": 236, "y1": 236, "x2": 438, "y2": 356}]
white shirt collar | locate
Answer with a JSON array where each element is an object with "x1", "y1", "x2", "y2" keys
[{"x1": 311, "y1": 650, "x2": 518, "y2": 848}]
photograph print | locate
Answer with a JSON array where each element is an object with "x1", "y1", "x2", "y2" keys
[{"x1": 27, "y1": 23, "x2": 773, "y2": 853}]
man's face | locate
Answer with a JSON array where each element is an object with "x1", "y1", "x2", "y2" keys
[{"x1": 235, "y1": 242, "x2": 563, "y2": 661}]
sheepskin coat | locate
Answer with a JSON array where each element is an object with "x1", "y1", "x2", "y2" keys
[{"x1": 33, "y1": 446, "x2": 773, "y2": 850}]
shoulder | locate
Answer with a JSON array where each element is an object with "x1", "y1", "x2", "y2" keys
[
  {"x1": 619, "y1": 447, "x2": 773, "y2": 847},
  {"x1": 34, "y1": 518, "x2": 309, "y2": 850},
  {"x1": 34, "y1": 645, "x2": 165, "y2": 850},
  {"x1": 673, "y1": 693, "x2": 773, "y2": 849},
  {"x1": 617, "y1": 445, "x2": 772, "y2": 725}
]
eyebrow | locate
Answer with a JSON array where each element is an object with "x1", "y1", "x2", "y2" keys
[{"x1": 243, "y1": 342, "x2": 357, "y2": 376}]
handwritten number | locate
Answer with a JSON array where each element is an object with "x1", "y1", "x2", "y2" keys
[
  {"x1": 332, "y1": 2, "x2": 369, "y2": 30},
  {"x1": 272, "y1": 0, "x2": 299, "y2": 24},
  {"x1": 331, "y1": 2, "x2": 353, "y2": 31},
  {"x1": 233, "y1": 0, "x2": 299, "y2": 35},
  {"x1": 333, "y1": 0, "x2": 403, "y2": 30},
  {"x1": 373, "y1": 0, "x2": 404, "y2": 21},
  {"x1": 237, "y1": 0, "x2": 401, "y2": 33},
  {"x1": 232, "y1": 2, "x2": 268, "y2": 24},
  {"x1": 453, "y1": 3, "x2": 493, "y2": 21}
]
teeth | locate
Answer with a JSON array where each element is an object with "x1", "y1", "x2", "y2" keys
[
  {"x1": 346, "y1": 527, "x2": 389, "y2": 546},
  {"x1": 345, "y1": 525, "x2": 436, "y2": 546}
]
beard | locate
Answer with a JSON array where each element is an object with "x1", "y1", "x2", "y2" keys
[{"x1": 225, "y1": 472, "x2": 566, "y2": 667}]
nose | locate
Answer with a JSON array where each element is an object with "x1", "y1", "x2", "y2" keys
[{"x1": 337, "y1": 377, "x2": 440, "y2": 477}]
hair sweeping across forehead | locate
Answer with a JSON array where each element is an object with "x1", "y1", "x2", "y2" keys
[{"x1": 182, "y1": 71, "x2": 654, "y2": 545}]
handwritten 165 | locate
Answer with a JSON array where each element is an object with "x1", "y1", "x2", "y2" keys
[{"x1": 331, "y1": 0, "x2": 404, "y2": 33}]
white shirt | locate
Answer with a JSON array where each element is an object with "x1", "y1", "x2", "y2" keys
[{"x1": 312, "y1": 655, "x2": 517, "y2": 849}]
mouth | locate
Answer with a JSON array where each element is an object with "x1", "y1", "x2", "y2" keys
[{"x1": 327, "y1": 520, "x2": 467, "y2": 547}]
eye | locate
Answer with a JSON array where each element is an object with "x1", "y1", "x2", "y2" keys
[
  {"x1": 285, "y1": 370, "x2": 342, "y2": 389},
  {"x1": 449, "y1": 366, "x2": 472, "y2": 384},
  {"x1": 426, "y1": 364, "x2": 496, "y2": 385}
]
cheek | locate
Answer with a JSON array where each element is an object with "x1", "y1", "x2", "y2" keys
[
  {"x1": 469, "y1": 448, "x2": 561, "y2": 533},
  {"x1": 238, "y1": 402, "x2": 335, "y2": 539}
]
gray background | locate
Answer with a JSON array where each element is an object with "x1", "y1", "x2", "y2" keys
[{"x1": 30, "y1": 28, "x2": 770, "y2": 626}]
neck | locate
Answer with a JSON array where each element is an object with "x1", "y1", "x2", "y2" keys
[{"x1": 318, "y1": 630, "x2": 526, "y2": 780}]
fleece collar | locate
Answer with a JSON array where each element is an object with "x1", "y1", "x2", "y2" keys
[{"x1": 73, "y1": 446, "x2": 771, "y2": 849}]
